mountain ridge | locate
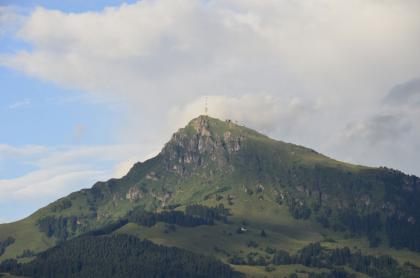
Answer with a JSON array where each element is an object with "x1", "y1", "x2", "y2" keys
[{"x1": 1, "y1": 115, "x2": 420, "y2": 277}]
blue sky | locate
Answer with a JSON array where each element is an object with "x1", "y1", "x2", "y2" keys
[
  {"x1": 0, "y1": 0, "x2": 138, "y2": 12},
  {"x1": 0, "y1": 1, "x2": 141, "y2": 222},
  {"x1": 0, "y1": 65, "x2": 123, "y2": 184},
  {"x1": 0, "y1": 0, "x2": 131, "y2": 149},
  {"x1": 1, "y1": 0, "x2": 420, "y2": 223},
  {"x1": 0, "y1": 67, "x2": 117, "y2": 146}
]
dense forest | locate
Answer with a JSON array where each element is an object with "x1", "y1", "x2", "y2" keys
[
  {"x1": 273, "y1": 242, "x2": 420, "y2": 278},
  {"x1": 229, "y1": 242, "x2": 420, "y2": 278},
  {"x1": 37, "y1": 216, "x2": 78, "y2": 242},
  {"x1": 0, "y1": 234, "x2": 242, "y2": 278},
  {"x1": 273, "y1": 164, "x2": 420, "y2": 252},
  {"x1": 286, "y1": 269, "x2": 356, "y2": 278},
  {"x1": 126, "y1": 204, "x2": 229, "y2": 227},
  {"x1": 36, "y1": 204, "x2": 230, "y2": 241}
]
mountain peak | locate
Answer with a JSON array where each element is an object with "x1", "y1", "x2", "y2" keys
[
  {"x1": 187, "y1": 115, "x2": 236, "y2": 136},
  {"x1": 188, "y1": 115, "x2": 215, "y2": 137},
  {"x1": 184, "y1": 115, "x2": 269, "y2": 139}
]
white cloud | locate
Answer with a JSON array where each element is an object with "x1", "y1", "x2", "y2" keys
[{"x1": 3, "y1": 0, "x2": 420, "y2": 106}]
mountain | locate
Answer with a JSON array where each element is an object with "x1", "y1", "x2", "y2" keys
[{"x1": 1, "y1": 115, "x2": 420, "y2": 277}]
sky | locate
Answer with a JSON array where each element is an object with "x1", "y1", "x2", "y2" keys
[{"x1": 0, "y1": 0, "x2": 420, "y2": 223}]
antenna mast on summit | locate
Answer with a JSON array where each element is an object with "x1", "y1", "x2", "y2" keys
[{"x1": 205, "y1": 96, "x2": 208, "y2": 116}]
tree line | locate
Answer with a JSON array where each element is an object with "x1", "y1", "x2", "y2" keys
[
  {"x1": 0, "y1": 234, "x2": 243, "y2": 278},
  {"x1": 229, "y1": 241, "x2": 420, "y2": 278},
  {"x1": 0, "y1": 237, "x2": 15, "y2": 256},
  {"x1": 271, "y1": 242, "x2": 419, "y2": 278}
]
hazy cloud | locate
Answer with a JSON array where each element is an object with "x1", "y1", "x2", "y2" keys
[
  {"x1": 343, "y1": 114, "x2": 412, "y2": 145},
  {"x1": 169, "y1": 94, "x2": 321, "y2": 135},
  {"x1": 8, "y1": 98, "x2": 31, "y2": 109},
  {"x1": 384, "y1": 78, "x2": 420, "y2": 106},
  {"x1": 0, "y1": 165, "x2": 104, "y2": 199},
  {"x1": 332, "y1": 77, "x2": 420, "y2": 175},
  {"x1": 0, "y1": 5, "x2": 24, "y2": 37},
  {"x1": 0, "y1": 144, "x2": 47, "y2": 158},
  {"x1": 0, "y1": 143, "x2": 154, "y2": 220}
]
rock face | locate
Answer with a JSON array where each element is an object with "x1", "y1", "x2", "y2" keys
[
  {"x1": 126, "y1": 187, "x2": 143, "y2": 203},
  {"x1": 145, "y1": 172, "x2": 159, "y2": 181},
  {"x1": 161, "y1": 116, "x2": 244, "y2": 175}
]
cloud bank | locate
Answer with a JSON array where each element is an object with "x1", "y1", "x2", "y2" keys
[{"x1": 3, "y1": 0, "x2": 420, "y2": 104}]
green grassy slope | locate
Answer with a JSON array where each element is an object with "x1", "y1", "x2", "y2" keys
[{"x1": 0, "y1": 218, "x2": 54, "y2": 261}]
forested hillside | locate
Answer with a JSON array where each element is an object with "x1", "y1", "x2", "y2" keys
[{"x1": 0, "y1": 234, "x2": 242, "y2": 278}]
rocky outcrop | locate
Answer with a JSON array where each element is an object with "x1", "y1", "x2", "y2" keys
[
  {"x1": 161, "y1": 116, "x2": 244, "y2": 175},
  {"x1": 126, "y1": 187, "x2": 143, "y2": 203},
  {"x1": 146, "y1": 172, "x2": 159, "y2": 181},
  {"x1": 151, "y1": 191, "x2": 172, "y2": 208}
]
